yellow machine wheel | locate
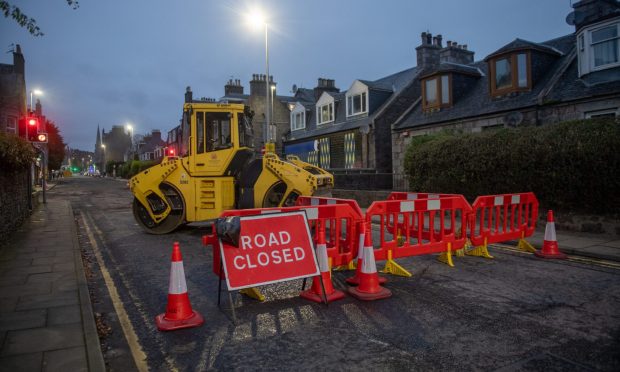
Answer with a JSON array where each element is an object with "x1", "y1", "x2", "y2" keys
[{"x1": 132, "y1": 183, "x2": 185, "y2": 234}]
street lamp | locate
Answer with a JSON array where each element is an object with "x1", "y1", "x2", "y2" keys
[
  {"x1": 270, "y1": 84, "x2": 276, "y2": 142},
  {"x1": 29, "y1": 89, "x2": 42, "y2": 113},
  {"x1": 101, "y1": 144, "x2": 106, "y2": 176},
  {"x1": 247, "y1": 8, "x2": 271, "y2": 146},
  {"x1": 126, "y1": 124, "x2": 133, "y2": 149}
]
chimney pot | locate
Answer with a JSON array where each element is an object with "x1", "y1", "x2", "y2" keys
[
  {"x1": 462, "y1": 44, "x2": 468, "y2": 50},
  {"x1": 421, "y1": 32, "x2": 427, "y2": 44},
  {"x1": 426, "y1": 32, "x2": 433, "y2": 45},
  {"x1": 436, "y1": 34, "x2": 443, "y2": 48}
]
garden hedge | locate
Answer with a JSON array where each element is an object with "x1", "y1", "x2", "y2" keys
[{"x1": 404, "y1": 118, "x2": 620, "y2": 215}]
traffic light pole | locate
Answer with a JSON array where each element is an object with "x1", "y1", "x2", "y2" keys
[{"x1": 34, "y1": 144, "x2": 47, "y2": 204}]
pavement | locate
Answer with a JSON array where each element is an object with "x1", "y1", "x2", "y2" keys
[{"x1": 0, "y1": 181, "x2": 618, "y2": 371}]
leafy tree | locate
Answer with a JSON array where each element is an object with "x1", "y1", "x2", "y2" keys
[
  {"x1": 0, "y1": 0, "x2": 78, "y2": 36},
  {"x1": 45, "y1": 121, "x2": 65, "y2": 170}
]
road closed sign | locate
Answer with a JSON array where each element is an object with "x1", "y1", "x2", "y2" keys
[{"x1": 219, "y1": 211, "x2": 320, "y2": 290}]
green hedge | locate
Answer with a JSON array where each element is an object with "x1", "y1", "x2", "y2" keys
[
  {"x1": 404, "y1": 118, "x2": 620, "y2": 215},
  {"x1": 0, "y1": 132, "x2": 35, "y2": 172}
]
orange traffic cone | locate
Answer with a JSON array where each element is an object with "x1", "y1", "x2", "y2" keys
[
  {"x1": 534, "y1": 210, "x2": 567, "y2": 259},
  {"x1": 348, "y1": 226, "x2": 392, "y2": 301},
  {"x1": 346, "y1": 222, "x2": 387, "y2": 286},
  {"x1": 300, "y1": 227, "x2": 345, "y2": 303},
  {"x1": 155, "y1": 242, "x2": 204, "y2": 331}
]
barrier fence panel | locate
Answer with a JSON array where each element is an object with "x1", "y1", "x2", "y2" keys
[
  {"x1": 387, "y1": 192, "x2": 459, "y2": 201},
  {"x1": 468, "y1": 192, "x2": 539, "y2": 256},
  {"x1": 365, "y1": 195, "x2": 472, "y2": 275}
]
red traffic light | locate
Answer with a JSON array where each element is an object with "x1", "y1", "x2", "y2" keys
[
  {"x1": 28, "y1": 118, "x2": 37, "y2": 126},
  {"x1": 169, "y1": 148, "x2": 175, "y2": 156}
]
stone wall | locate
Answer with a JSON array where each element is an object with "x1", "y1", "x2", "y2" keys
[{"x1": 0, "y1": 169, "x2": 34, "y2": 244}]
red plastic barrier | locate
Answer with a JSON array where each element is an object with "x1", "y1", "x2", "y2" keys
[
  {"x1": 365, "y1": 195, "x2": 472, "y2": 261},
  {"x1": 469, "y1": 192, "x2": 539, "y2": 247},
  {"x1": 387, "y1": 192, "x2": 458, "y2": 201},
  {"x1": 205, "y1": 203, "x2": 360, "y2": 278}
]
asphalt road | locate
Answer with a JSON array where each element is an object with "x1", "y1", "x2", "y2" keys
[{"x1": 52, "y1": 176, "x2": 620, "y2": 371}]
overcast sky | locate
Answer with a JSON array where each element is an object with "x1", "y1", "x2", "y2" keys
[{"x1": 1, "y1": 0, "x2": 574, "y2": 151}]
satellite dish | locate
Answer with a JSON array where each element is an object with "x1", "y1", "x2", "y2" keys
[
  {"x1": 359, "y1": 124, "x2": 370, "y2": 134},
  {"x1": 503, "y1": 111, "x2": 524, "y2": 128},
  {"x1": 566, "y1": 11, "x2": 575, "y2": 25}
]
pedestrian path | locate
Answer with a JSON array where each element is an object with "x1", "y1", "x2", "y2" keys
[
  {"x1": 519, "y1": 229, "x2": 620, "y2": 262},
  {"x1": 0, "y1": 195, "x2": 105, "y2": 372}
]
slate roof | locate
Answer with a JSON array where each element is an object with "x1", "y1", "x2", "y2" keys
[
  {"x1": 288, "y1": 67, "x2": 418, "y2": 142},
  {"x1": 485, "y1": 38, "x2": 563, "y2": 60},
  {"x1": 394, "y1": 33, "x2": 619, "y2": 131}
]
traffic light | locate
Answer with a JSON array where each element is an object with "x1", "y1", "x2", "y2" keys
[
  {"x1": 25, "y1": 116, "x2": 48, "y2": 143},
  {"x1": 168, "y1": 148, "x2": 175, "y2": 156}
]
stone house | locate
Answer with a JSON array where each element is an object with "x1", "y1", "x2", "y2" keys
[
  {"x1": 0, "y1": 45, "x2": 27, "y2": 136},
  {"x1": 391, "y1": 0, "x2": 620, "y2": 189}
]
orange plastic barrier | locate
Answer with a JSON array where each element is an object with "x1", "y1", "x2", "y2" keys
[
  {"x1": 365, "y1": 195, "x2": 472, "y2": 275},
  {"x1": 204, "y1": 203, "x2": 361, "y2": 278},
  {"x1": 468, "y1": 192, "x2": 539, "y2": 257}
]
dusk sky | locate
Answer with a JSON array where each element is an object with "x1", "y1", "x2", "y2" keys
[{"x1": 1, "y1": 0, "x2": 574, "y2": 151}]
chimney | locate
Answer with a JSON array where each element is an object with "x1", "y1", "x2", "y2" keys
[
  {"x1": 416, "y1": 32, "x2": 440, "y2": 71},
  {"x1": 439, "y1": 39, "x2": 475, "y2": 65},
  {"x1": 224, "y1": 78, "x2": 244, "y2": 96},
  {"x1": 13, "y1": 44, "x2": 25, "y2": 74},
  {"x1": 314, "y1": 78, "x2": 340, "y2": 100},
  {"x1": 184, "y1": 86, "x2": 193, "y2": 103},
  {"x1": 250, "y1": 74, "x2": 275, "y2": 96},
  {"x1": 570, "y1": 0, "x2": 620, "y2": 32}
]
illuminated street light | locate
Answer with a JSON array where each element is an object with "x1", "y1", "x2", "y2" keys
[
  {"x1": 246, "y1": 8, "x2": 271, "y2": 146},
  {"x1": 30, "y1": 89, "x2": 42, "y2": 112},
  {"x1": 126, "y1": 124, "x2": 134, "y2": 150}
]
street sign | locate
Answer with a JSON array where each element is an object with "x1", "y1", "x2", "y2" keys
[{"x1": 219, "y1": 211, "x2": 319, "y2": 290}]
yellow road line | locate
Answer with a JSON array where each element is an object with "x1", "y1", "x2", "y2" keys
[
  {"x1": 81, "y1": 213, "x2": 150, "y2": 372},
  {"x1": 490, "y1": 243, "x2": 620, "y2": 270}
]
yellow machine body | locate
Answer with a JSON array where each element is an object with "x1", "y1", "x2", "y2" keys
[{"x1": 129, "y1": 102, "x2": 333, "y2": 234}]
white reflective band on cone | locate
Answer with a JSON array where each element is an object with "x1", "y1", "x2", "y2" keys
[
  {"x1": 168, "y1": 261, "x2": 188, "y2": 294},
  {"x1": 316, "y1": 243, "x2": 329, "y2": 272},
  {"x1": 544, "y1": 222, "x2": 557, "y2": 241},
  {"x1": 357, "y1": 232, "x2": 365, "y2": 259},
  {"x1": 494, "y1": 196, "x2": 504, "y2": 206},
  {"x1": 361, "y1": 246, "x2": 377, "y2": 274}
]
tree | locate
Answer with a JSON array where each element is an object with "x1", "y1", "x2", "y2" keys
[
  {"x1": 0, "y1": 0, "x2": 78, "y2": 36},
  {"x1": 45, "y1": 121, "x2": 65, "y2": 170}
]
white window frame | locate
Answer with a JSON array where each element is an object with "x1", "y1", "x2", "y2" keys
[
  {"x1": 5, "y1": 116, "x2": 17, "y2": 134},
  {"x1": 290, "y1": 102, "x2": 306, "y2": 131},
  {"x1": 317, "y1": 102, "x2": 334, "y2": 125},
  {"x1": 578, "y1": 18, "x2": 620, "y2": 76},
  {"x1": 584, "y1": 108, "x2": 618, "y2": 119},
  {"x1": 345, "y1": 80, "x2": 369, "y2": 118}
]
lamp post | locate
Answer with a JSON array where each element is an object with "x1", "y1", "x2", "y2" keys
[
  {"x1": 247, "y1": 9, "x2": 271, "y2": 147},
  {"x1": 270, "y1": 84, "x2": 276, "y2": 143},
  {"x1": 101, "y1": 144, "x2": 106, "y2": 176},
  {"x1": 29, "y1": 89, "x2": 42, "y2": 113},
  {"x1": 126, "y1": 124, "x2": 133, "y2": 149}
]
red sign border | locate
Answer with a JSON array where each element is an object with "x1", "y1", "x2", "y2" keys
[{"x1": 219, "y1": 211, "x2": 320, "y2": 291}]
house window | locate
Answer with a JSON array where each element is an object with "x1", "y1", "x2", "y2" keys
[
  {"x1": 422, "y1": 74, "x2": 451, "y2": 111},
  {"x1": 584, "y1": 108, "x2": 618, "y2": 119},
  {"x1": 317, "y1": 103, "x2": 334, "y2": 125},
  {"x1": 6, "y1": 116, "x2": 17, "y2": 134},
  {"x1": 347, "y1": 92, "x2": 367, "y2": 116},
  {"x1": 578, "y1": 20, "x2": 620, "y2": 76},
  {"x1": 291, "y1": 111, "x2": 305, "y2": 131},
  {"x1": 489, "y1": 52, "x2": 531, "y2": 96}
]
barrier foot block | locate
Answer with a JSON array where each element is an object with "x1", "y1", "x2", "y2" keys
[
  {"x1": 455, "y1": 248, "x2": 465, "y2": 257},
  {"x1": 517, "y1": 239, "x2": 536, "y2": 253},
  {"x1": 437, "y1": 244, "x2": 455, "y2": 267},
  {"x1": 239, "y1": 287, "x2": 265, "y2": 301},
  {"x1": 466, "y1": 245, "x2": 494, "y2": 259},
  {"x1": 381, "y1": 259, "x2": 412, "y2": 277},
  {"x1": 333, "y1": 261, "x2": 356, "y2": 271}
]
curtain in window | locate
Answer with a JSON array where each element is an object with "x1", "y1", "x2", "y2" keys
[{"x1": 592, "y1": 25, "x2": 619, "y2": 66}]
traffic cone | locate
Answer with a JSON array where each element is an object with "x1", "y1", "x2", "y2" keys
[
  {"x1": 346, "y1": 222, "x2": 387, "y2": 285},
  {"x1": 348, "y1": 226, "x2": 392, "y2": 301},
  {"x1": 534, "y1": 210, "x2": 567, "y2": 259},
  {"x1": 155, "y1": 242, "x2": 204, "y2": 331},
  {"x1": 300, "y1": 228, "x2": 345, "y2": 303}
]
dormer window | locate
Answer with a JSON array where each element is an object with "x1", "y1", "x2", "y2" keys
[
  {"x1": 347, "y1": 92, "x2": 367, "y2": 116},
  {"x1": 422, "y1": 74, "x2": 451, "y2": 111},
  {"x1": 317, "y1": 102, "x2": 334, "y2": 125},
  {"x1": 578, "y1": 20, "x2": 620, "y2": 76},
  {"x1": 290, "y1": 103, "x2": 306, "y2": 131},
  {"x1": 489, "y1": 52, "x2": 531, "y2": 96}
]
